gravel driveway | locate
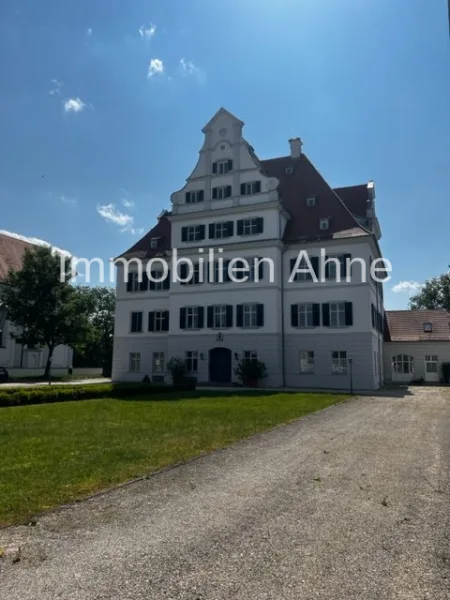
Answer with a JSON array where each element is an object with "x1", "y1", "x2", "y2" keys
[{"x1": 1, "y1": 388, "x2": 449, "y2": 599}]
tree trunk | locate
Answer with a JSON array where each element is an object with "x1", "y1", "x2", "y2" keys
[{"x1": 44, "y1": 346, "x2": 54, "y2": 381}]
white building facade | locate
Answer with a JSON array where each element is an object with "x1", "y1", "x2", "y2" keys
[{"x1": 113, "y1": 108, "x2": 385, "y2": 391}]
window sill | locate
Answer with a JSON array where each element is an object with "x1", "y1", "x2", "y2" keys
[
  {"x1": 331, "y1": 372, "x2": 348, "y2": 376},
  {"x1": 299, "y1": 371, "x2": 315, "y2": 375},
  {"x1": 182, "y1": 328, "x2": 203, "y2": 332},
  {"x1": 210, "y1": 326, "x2": 231, "y2": 330},
  {"x1": 293, "y1": 326, "x2": 317, "y2": 330},
  {"x1": 129, "y1": 331, "x2": 144, "y2": 334},
  {"x1": 239, "y1": 326, "x2": 262, "y2": 330}
]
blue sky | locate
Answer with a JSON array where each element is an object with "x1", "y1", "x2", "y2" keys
[{"x1": 1, "y1": 0, "x2": 449, "y2": 308}]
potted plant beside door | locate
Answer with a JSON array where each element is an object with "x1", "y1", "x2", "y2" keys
[{"x1": 235, "y1": 357, "x2": 267, "y2": 388}]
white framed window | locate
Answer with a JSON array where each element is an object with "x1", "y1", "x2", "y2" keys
[
  {"x1": 149, "y1": 271, "x2": 165, "y2": 291},
  {"x1": 241, "y1": 181, "x2": 261, "y2": 195},
  {"x1": 153, "y1": 311, "x2": 166, "y2": 332},
  {"x1": 329, "y1": 302, "x2": 346, "y2": 327},
  {"x1": 423, "y1": 322, "x2": 433, "y2": 333},
  {"x1": 184, "y1": 263, "x2": 202, "y2": 286},
  {"x1": 128, "y1": 272, "x2": 140, "y2": 292},
  {"x1": 213, "y1": 159, "x2": 233, "y2": 174},
  {"x1": 296, "y1": 303, "x2": 314, "y2": 328},
  {"x1": 213, "y1": 305, "x2": 227, "y2": 329},
  {"x1": 285, "y1": 167, "x2": 293, "y2": 175},
  {"x1": 242, "y1": 219, "x2": 258, "y2": 235},
  {"x1": 332, "y1": 351, "x2": 347, "y2": 374},
  {"x1": 320, "y1": 218, "x2": 329, "y2": 230},
  {"x1": 150, "y1": 238, "x2": 159, "y2": 248},
  {"x1": 299, "y1": 351, "x2": 314, "y2": 373},
  {"x1": 152, "y1": 352, "x2": 164, "y2": 373},
  {"x1": 425, "y1": 355, "x2": 438, "y2": 373},
  {"x1": 186, "y1": 307, "x2": 200, "y2": 329},
  {"x1": 243, "y1": 303, "x2": 258, "y2": 328},
  {"x1": 244, "y1": 350, "x2": 258, "y2": 364},
  {"x1": 326, "y1": 255, "x2": 349, "y2": 280},
  {"x1": 129, "y1": 352, "x2": 141, "y2": 373},
  {"x1": 213, "y1": 222, "x2": 228, "y2": 239},
  {"x1": 392, "y1": 355, "x2": 414, "y2": 374},
  {"x1": 130, "y1": 311, "x2": 143, "y2": 333},
  {"x1": 185, "y1": 351, "x2": 198, "y2": 373},
  {"x1": 306, "y1": 196, "x2": 316, "y2": 207},
  {"x1": 186, "y1": 226, "x2": 203, "y2": 242},
  {"x1": 212, "y1": 186, "x2": 232, "y2": 200},
  {"x1": 186, "y1": 190, "x2": 204, "y2": 204}
]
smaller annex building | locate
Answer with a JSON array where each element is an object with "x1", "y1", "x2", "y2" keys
[{"x1": 384, "y1": 310, "x2": 450, "y2": 384}]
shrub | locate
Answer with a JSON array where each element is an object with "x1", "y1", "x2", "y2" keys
[
  {"x1": 0, "y1": 381, "x2": 196, "y2": 408},
  {"x1": 235, "y1": 358, "x2": 267, "y2": 386},
  {"x1": 441, "y1": 362, "x2": 450, "y2": 385},
  {"x1": 167, "y1": 357, "x2": 188, "y2": 385}
]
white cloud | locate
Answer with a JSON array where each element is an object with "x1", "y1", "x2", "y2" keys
[
  {"x1": 63, "y1": 97, "x2": 86, "y2": 113},
  {"x1": 391, "y1": 281, "x2": 423, "y2": 294},
  {"x1": 60, "y1": 194, "x2": 77, "y2": 205},
  {"x1": 179, "y1": 58, "x2": 205, "y2": 83},
  {"x1": 0, "y1": 230, "x2": 72, "y2": 259},
  {"x1": 86, "y1": 27, "x2": 93, "y2": 36},
  {"x1": 147, "y1": 58, "x2": 164, "y2": 78},
  {"x1": 96, "y1": 204, "x2": 143, "y2": 235},
  {"x1": 122, "y1": 198, "x2": 134, "y2": 208},
  {"x1": 138, "y1": 23, "x2": 156, "y2": 39},
  {"x1": 49, "y1": 79, "x2": 63, "y2": 95}
]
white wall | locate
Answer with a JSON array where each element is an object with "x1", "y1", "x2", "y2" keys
[{"x1": 384, "y1": 341, "x2": 450, "y2": 383}]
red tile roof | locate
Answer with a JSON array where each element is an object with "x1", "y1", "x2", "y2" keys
[
  {"x1": 118, "y1": 152, "x2": 370, "y2": 260},
  {"x1": 385, "y1": 310, "x2": 450, "y2": 342},
  {"x1": 0, "y1": 233, "x2": 37, "y2": 283}
]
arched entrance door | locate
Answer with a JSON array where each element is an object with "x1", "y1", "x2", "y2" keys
[{"x1": 209, "y1": 347, "x2": 232, "y2": 384}]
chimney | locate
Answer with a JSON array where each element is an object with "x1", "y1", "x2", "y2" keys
[{"x1": 289, "y1": 137, "x2": 303, "y2": 158}]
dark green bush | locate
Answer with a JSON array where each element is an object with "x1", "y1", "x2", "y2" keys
[
  {"x1": 0, "y1": 382, "x2": 196, "y2": 408},
  {"x1": 441, "y1": 362, "x2": 450, "y2": 385}
]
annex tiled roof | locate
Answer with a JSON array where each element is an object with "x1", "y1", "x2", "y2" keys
[
  {"x1": 333, "y1": 184, "x2": 369, "y2": 219},
  {"x1": 118, "y1": 153, "x2": 370, "y2": 260},
  {"x1": 384, "y1": 310, "x2": 450, "y2": 342},
  {"x1": 0, "y1": 233, "x2": 37, "y2": 283}
]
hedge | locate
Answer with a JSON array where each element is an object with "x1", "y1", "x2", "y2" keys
[{"x1": 0, "y1": 382, "x2": 196, "y2": 408}]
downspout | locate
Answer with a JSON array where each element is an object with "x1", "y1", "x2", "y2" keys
[{"x1": 281, "y1": 247, "x2": 287, "y2": 388}]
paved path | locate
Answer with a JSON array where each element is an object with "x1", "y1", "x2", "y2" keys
[{"x1": 1, "y1": 388, "x2": 449, "y2": 599}]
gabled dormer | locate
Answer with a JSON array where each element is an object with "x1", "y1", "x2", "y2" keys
[{"x1": 171, "y1": 108, "x2": 280, "y2": 214}]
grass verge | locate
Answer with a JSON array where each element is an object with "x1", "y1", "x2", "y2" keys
[{"x1": 0, "y1": 391, "x2": 347, "y2": 525}]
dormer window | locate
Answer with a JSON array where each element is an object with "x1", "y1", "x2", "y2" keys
[
  {"x1": 423, "y1": 322, "x2": 432, "y2": 333},
  {"x1": 212, "y1": 160, "x2": 233, "y2": 175},
  {"x1": 150, "y1": 238, "x2": 159, "y2": 249},
  {"x1": 319, "y1": 218, "x2": 330, "y2": 230},
  {"x1": 306, "y1": 196, "x2": 316, "y2": 207},
  {"x1": 185, "y1": 190, "x2": 204, "y2": 204},
  {"x1": 285, "y1": 167, "x2": 293, "y2": 175}
]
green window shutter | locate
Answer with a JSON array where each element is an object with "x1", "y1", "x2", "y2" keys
[
  {"x1": 126, "y1": 274, "x2": 133, "y2": 292},
  {"x1": 212, "y1": 162, "x2": 217, "y2": 174},
  {"x1": 212, "y1": 187, "x2": 218, "y2": 200},
  {"x1": 236, "y1": 305, "x2": 243, "y2": 327},
  {"x1": 163, "y1": 271, "x2": 170, "y2": 290},
  {"x1": 237, "y1": 220, "x2": 244, "y2": 235},
  {"x1": 198, "y1": 190, "x2": 204, "y2": 202},
  {"x1": 256, "y1": 217, "x2": 264, "y2": 234},
  {"x1": 291, "y1": 305, "x2": 299, "y2": 327},
  {"x1": 226, "y1": 185, "x2": 232, "y2": 198},
  {"x1": 180, "y1": 308, "x2": 186, "y2": 330},
  {"x1": 181, "y1": 227, "x2": 188, "y2": 242},
  {"x1": 322, "y1": 303, "x2": 330, "y2": 327},
  {"x1": 185, "y1": 192, "x2": 191, "y2": 204},
  {"x1": 209, "y1": 224, "x2": 215, "y2": 239},
  {"x1": 310, "y1": 257, "x2": 319, "y2": 279},
  {"x1": 226, "y1": 305, "x2": 233, "y2": 328},
  {"x1": 227, "y1": 159, "x2": 233, "y2": 171},
  {"x1": 312, "y1": 304, "x2": 321, "y2": 327},
  {"x1": 148, "y1": 312, "x2": 155, "y2": 332},
  {"x1": 139, "y1": 272, "x2": 148, "y2": 292},
  {"x1": 345, "y1": 302, "x2": 353, "y2": 326},
  {"x1": 254, "y1": 181, "x2": 261, "y2": 193},
  {"x1": 163, "y1": 311, "x2": 169, "y2": 331},
  {"x1": 226, "y1": 221, "x2": 234, "y2": 237},
  {"x1": 207, "y1": 306, "x2": 214, "y2": 328},
  {"x1": 198, "y1": 307, "x2": 205, "y2": 329},
  {"x1": 257, "y1": 304, "x2": 264, "y2": 327},
  {"x1": 240, "y1": 183, "x2": 246, "y2": 195},
  {"x1": 198, "y1": 225, "x2": 205, "y2": 240}
]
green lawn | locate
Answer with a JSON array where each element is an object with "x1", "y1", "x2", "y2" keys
[{"x1": 0, "y1": 392, "x2": 347, "y2": 525}]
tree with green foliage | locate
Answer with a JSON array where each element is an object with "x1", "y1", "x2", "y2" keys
[
  {"x1": 409, "y1": 273, "x2": 450, "y2": 311},
  {"x1": 72, "y1": 286, "x2": 115, "y2": 376},
  {"x1": 1, "y1": 246, "x2": 92, "y2": 378}
]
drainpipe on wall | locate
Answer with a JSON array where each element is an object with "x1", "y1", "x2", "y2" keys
[{"x1": 281, "y1": 246, "x2": 287, "y2": 388}]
